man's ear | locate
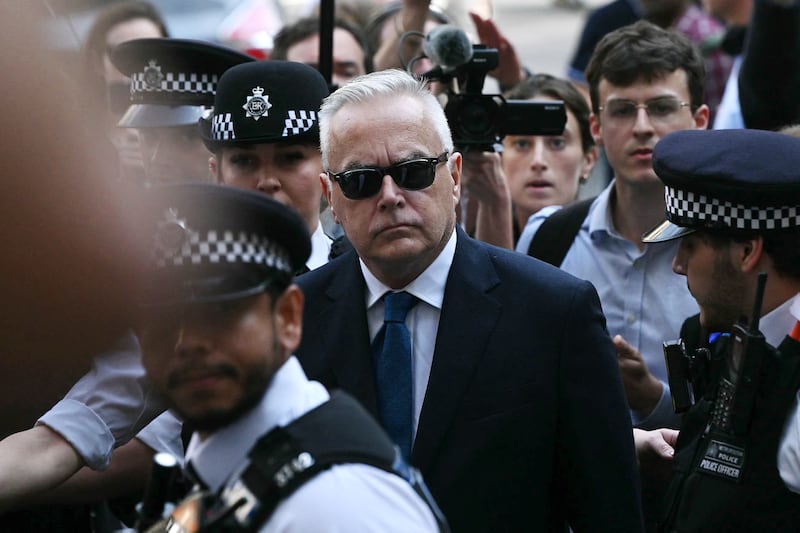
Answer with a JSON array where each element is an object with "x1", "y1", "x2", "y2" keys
[
  {"x1": 320, "y1": 174, "x2": 339, "y2": 223},
  {"x1": 449, "y1": 151, "x2": 462, "y2": 202},
  {"x1": 274, "y1": 284, "x2": 304, "y2": 353},
  {"x1": 737, "y1": 236, "x2": 765, "y2": 274},
  {"x1": 590, "y1": 114, "x2": 604, "y2": 148}
]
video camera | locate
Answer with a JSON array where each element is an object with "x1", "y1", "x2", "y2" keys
[{"x1": 420, "y1": 26, "x2": 566, "y2": 152}]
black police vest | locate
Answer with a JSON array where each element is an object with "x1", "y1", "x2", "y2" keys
[
  {"x1": 144, "y1": 391, "x2": 449, "y2": 533},
  {"x1": 659, "y1": 335, "x2": 800, "y2": 532}
]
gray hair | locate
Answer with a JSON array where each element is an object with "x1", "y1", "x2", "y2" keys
[{"x1": 319, "y1": 69, "x2": 454, "y2": 171}]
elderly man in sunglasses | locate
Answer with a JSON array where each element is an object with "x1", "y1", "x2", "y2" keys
[{"x1": 293, "y1": 69, "x2": 644, "y2": 533}]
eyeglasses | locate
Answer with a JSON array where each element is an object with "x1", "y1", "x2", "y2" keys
[
  {"x1": 327, "y1": 153, "x2": 449, "y2": 200},
  {"x1": 598, "y1": 97, "x2": 691, "y2": 126}
]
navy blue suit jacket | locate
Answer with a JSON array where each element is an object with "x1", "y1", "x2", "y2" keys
[{"x1": 296, "y1": 227, "x2": 643, "y2": 532}]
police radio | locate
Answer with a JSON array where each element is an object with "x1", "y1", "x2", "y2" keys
[
  {"x1": 689, "y1": 272, "x2": 769, "y2": 484},
  {"x1": 709, "y1": 272, "x2": 769, "y2": 436}
]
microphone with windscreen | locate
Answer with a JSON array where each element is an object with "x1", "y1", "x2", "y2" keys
[{"x1": 422, "y1": 25, "x2": 473, "y2": 75}]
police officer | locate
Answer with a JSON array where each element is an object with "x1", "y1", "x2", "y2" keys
[
  {"x1": 111, "y1": 38, "x2": 254, "y2": 186},
  {"x1": 199, "y1": 60, "x2": 350, "y2": 271},
  {"x1": 641, "y1": 128, "x2": 800, "y2": 530},
  {"x1": 134, "y1": 183, "x2": 445, "y2": 531}
]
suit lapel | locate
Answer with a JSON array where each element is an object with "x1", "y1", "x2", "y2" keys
[
  {"x1": 412, "y1": 228, "x2": 502, "y2": 472},
  {"x1": 313, "y1": 252, "x2": 379, "y2": 415}
]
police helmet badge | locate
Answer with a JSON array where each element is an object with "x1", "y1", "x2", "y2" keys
[
  {"x1": 153, "y1": 208, "x2": 192, "y2": 265},
  {"x1": 242, "y1": 86, "x2": 271, "y2": 121},
  {"x1": 143, "y1": 59, "x2": 165, "y2": 89}
]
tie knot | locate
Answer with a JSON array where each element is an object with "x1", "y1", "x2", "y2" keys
[{"x1": 384, "y1": 291, "x2": 418, "y2": 323}]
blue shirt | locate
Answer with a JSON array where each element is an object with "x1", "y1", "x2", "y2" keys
[{"x1": 516, "y1": 182, "x2": 699, "y2": 428}]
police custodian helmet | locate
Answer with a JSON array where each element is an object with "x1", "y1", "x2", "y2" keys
[
  {"x1": 199, "y1": 60, "x2": 330, "y2": 151},
  {"x1": 643, "y1": 129, "x2": 800, "y2": 243},
  {"x1": 111, "y1": 38, "x2": 254, "y2": 129},
  {"x1": 138, "y1": 183, "x2": 310, "y2": 307}
]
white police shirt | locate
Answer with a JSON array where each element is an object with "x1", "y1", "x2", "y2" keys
[
  {"x1": 186, "y1": 356, "x2": 439, "y2": 532},
  {"x1": 307, "y1": 223, "x2": 333, "y2": 271},
  {"x1": 775, "y1": 294, "x2": 800, "y2": 493},
  {"x1": 37, "y1": 331, "x2": 179, "y2": 469}
]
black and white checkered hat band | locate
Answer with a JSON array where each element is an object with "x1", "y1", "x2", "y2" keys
[
  {"x1": 153, "y1": 230, "x2": 291, "y2": 274},
  {"x1": 666, "y1": 186, "x2": 800, "y2": 230},
  {"x1": 282, "y1": 110, "x2": 317, "y2": 136},
  {"x1": 132, "y1": 71, "x2": 217, "y2": 94},
  {"x1": 210, "y1": 109, "x2": 317, "y2": 140},
  {"x1": 212, "y1": 113, "x2": 235, "y2": 141}
]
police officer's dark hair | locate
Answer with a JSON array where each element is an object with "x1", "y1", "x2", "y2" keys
[
  {"x1": 271, "y1": 15, "x2": 373, "y2": 75},
  {"x1": 697, "y1": 229, "x2": 800, "y2": 280},
  {"x1": 584, "y1": 20, "x2": 705, "y2": 115},
  {"x1": 504, "y1": 73, "x2": 594, "y2": 154}
]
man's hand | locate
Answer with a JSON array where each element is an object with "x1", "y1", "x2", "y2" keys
[
  {"x1": 614, "y1": 334, "x2": 663, "y2": 414},
  {"x1": 460, "y1": 151, "x2": 513, "y2": 249},
  {"x1": 468, "y1": 12, "x2": 526, "y2": 90},
  {"x1": 633, "y1": 428, "x2": 678, "y2": 463},
  {"x1": 633, "y1": 428, "x2": 678, "y2": 484},
  {"x1": 373, "y1": 0, "x2": 432, "y2": 72}
]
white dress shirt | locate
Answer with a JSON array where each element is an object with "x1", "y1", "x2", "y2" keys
[{"x1": 360, "y1": 230, "x2": 457, "y2": 442}]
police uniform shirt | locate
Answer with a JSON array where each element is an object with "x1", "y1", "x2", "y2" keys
[
  {"x1": 515, "y1": 180, "x2": 699, "y2": 429},
  {"x1": 185, "y1": 356, "x2": 439, "y2": 532},
  {"x1": 307, "y1": 224, "x2": 333, "y2": 271},
  {"x1": 36, "y1": 331, "x2": 176, "y2": 469},
  {"x1": 362, "y1": 231, "x2": 456, "y2": 442},
  {"x1": 775, "y1": 294, "x2": 800, "y2": 493}
]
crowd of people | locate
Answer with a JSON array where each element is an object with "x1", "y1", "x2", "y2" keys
[{"x1": 2, "y1": 0, "x2": 800, "y2": 530}]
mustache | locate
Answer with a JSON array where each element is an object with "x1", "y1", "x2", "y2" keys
[{"x1": 166, "y1": 364, "x2": 238, "y2": 388}]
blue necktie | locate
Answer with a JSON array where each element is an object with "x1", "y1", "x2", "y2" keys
[{"x1": 372, "y1": 291, "x2": 418, "y2": 459}]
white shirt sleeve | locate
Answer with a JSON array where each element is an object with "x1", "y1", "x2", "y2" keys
[
  {"x1": 36, "y1": 331, "x2": 169, "y2": 469},
  {"x1": 779, "y1": 393, "x2": 800, "y2": 493}
]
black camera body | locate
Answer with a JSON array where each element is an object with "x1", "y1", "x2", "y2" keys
[{"x1": 429, "y1": 45, "x2": 566, "y2": 152}]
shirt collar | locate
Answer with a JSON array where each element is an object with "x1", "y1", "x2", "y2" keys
[
  {"x1": 184, "y1": 356, "x2": 329, "y2": 492},
  {"x1": 586, "y1": 180, "x2": 616, "y2": 238},
  {"x1": 760, "y1": 294, "x2": 800, "y2": 347},
  {"x1": 361, "y1": 229, "x2": 457, "y2": 311}
]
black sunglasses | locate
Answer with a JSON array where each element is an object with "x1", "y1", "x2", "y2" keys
[{"x1": 327, "y1": 152, "x2": 449, "y2": 200}]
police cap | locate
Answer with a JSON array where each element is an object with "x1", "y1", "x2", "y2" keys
[
  {"x1": 642, "y1": 129, "x2": 800, "y2": 243},
  {"x1": 199, "y1": 60, "x2": 329, "y2": 151},
  {"x1": 111, "y1": 38, "x2": 254, "y2": 128},
  {"x1": 139, "y1": 183, "x2": 310, "y2": 307}
]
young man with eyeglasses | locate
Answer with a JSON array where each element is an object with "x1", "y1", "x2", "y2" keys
[
  {"x1": 517, "y1": 20, "x2": 709, "y2": 528},
  {"x1": 293, "y1": 68, "x2": 644, "y2": 532},
  {"x1": 520, "y1": 20, "x2": 708, "y2": 429}
]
